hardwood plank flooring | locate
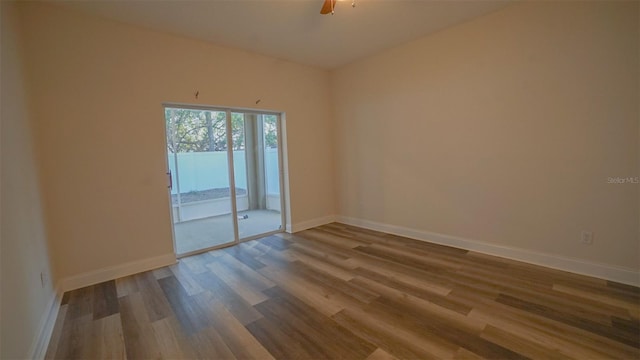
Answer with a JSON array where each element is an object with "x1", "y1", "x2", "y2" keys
[{"x1": 46, "y1": 223, "x2": 640, "y2": 359}]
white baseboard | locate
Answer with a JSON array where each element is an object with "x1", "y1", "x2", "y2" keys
[
  {"x1": 60, "y1": 253, "x2": 177, "y2": 292},
  {"x1": 288, "y1": 215, "x2": 337, "y2": 233},
  {"x1": 28, "y1": 284, "x2": 62, "y2": 360},
  {"x1": 336, "y1": 216, "x2": 640, "y2": 287}
]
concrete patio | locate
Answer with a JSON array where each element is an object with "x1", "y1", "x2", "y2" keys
[{"x1": 173, "y1": 209, "x2": 282, "y2": 254}]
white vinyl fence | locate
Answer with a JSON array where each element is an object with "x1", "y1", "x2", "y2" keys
[
  {"x1": 168, "y1": 149, "x2": 280, "y2": 196},
  {"x1": 168, "y1": 149, "x2": 281, "y2": 222}
]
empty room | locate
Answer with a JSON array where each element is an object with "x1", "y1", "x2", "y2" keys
[{"x1": 1, "y1": 0, "x2": 638, "y2": 359}]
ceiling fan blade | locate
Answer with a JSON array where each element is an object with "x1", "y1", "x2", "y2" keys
[{"x1": 320, "y1": 0, "x2": 336, "y2": 14}]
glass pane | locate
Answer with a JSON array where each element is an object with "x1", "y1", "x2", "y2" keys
[
  {"x1": 233, "y1": 113, "x2": 283, "y2": 239},
  {"x1": 165, "y1": 108, "x2": 235, "y2": 254}
]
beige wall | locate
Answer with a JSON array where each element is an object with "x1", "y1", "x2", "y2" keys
[
  {"x1": 1, "y1": 2, "x2": 56, "y2": 358},
  {"x1": 332, "y1": 2, "x2": 639, "y2": 270},
  {"x1": 18, "y1": 3, "x2": 334, "y2": 281}
]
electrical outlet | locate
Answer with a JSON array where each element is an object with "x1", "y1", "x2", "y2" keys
[{"x1": 581, "y1": 231, "x2": 593, "y2": 245}]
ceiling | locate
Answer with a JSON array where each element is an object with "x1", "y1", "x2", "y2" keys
[{"x1": 54, "y1": 0, "x2": 512, "y2": 69}]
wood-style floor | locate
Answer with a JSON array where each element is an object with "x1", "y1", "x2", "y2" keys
[{"x1": 46, "y1": 223, "x2": 640, "y2": 359}]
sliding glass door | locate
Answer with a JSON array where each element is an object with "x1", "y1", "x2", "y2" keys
[
  {"x1": 232, "y1": 112, "x2": 283, "y2": 239},
  {"x1": 164, "y1": 106, "x2": 284, "y2": 256}
]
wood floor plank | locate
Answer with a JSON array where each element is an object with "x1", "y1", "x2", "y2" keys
[
  {"x1": 257, "y1": 264, "x2": 345, "y2": 316},
  {"x1": 452, "y1": 347, "x2": 486, "y2": 360},
  {"x1": 289, "y1": 247, "x2": 356, "y2": 281},
  {"x1": 284, "y1": 233, "x2": 354, "y2": 261},
  {"x1": 462, "y1": 290, "x2": 638, "y2": 358},
  {"x1": 53, "y1": 314, "x2": 93, "y2": 360},
  {"x1": 258, "y1": 286, "x2": 377, "y2": 359},
  {"x1": 257, "y1": 252, "x2": 360, "y2": 305},
  {"x1": 118, "y1": 292, "x2": 163, "y2": 360},
  {"x1": 291, "y1": 236, "x2": 356, "y2": 263},
  {"x1": 290, "y1": 260, "x2": 379, "y2": 304},
  {"x1": 480, "y1": 325, "x2": 571, "y2": 360},
  {"x1": 238, "y1": 239, "x2": 276, "y2": 258},
  {"x1": 352, "y1": 267, "x2": 468, "y2": 314},
  {"x1": 332, "y1": 307, "x2": 452, "y2": 359},
  {"x1": 502, "y1": 289, "x2": 628, "y2": 327},
  {"x1": 503, "y1": 280, "x2": 631, "y2": 321},
  {"x1": 456, "y1": 266, "x2": 631, "y2": 324},
  {"x1": 169, "y1": 261, "x2": 205, "y2": 296},
  {"x1": 151, "y1": 316, "x2": 191, "y2": 359},
  {"x1": 370, "y1": 296, "x2": 526, "y2": 360},
  {"x1": 180, "y1": 252, "x2": 217, "y2": 274},
  {"x1": 348, "y1": 248, "x2": 455, "y2": 291},
  {"x1": 256, "y1": 243, "x2": 297, "y2": 266},
  {"x1": 193, "y1": 291, "x2": 275, "y2": 360},
  {"x1": 468, "y1": 300, "x2": 639, "y2": 359},
  {"x1": 259, "y1": 235, "x2": 292, "y2": 251},
  {"x1": 193, "y1": 268, "x2": 264, "y2": 325},
  {"x1": 350, "y1": 257, "x2": 453, "y2": 296},
  {"x1": 217, "y1": 252, "x2": 276, "y2": 290},
  {"x1": 245, "y1": 316, "x2": 317, "y2": 359},
  {"x1": 612, "y1": 315, "x2": 640, "y2": 333},
  {"x1": 152, "y1": 267, "x2": 173, "y2": 280},
  {"x1": 47, "y1": 222, "x2": 640, "y2": 360},
  {"x1": 365, "y1": 243, "x2": 464, "y2": 272},
  {"x1": 553, "y1": 283, "x2": 640, "y2": 317},
  {"x1": 301, "y1": 228, "x2": 369, "y2": 249},
  {"x1": 66, "y1": 285, "x2": 93, "y2": 321},
  {"x1": 350, "y1": 276, "x2": 486, "y2": 333},
  {"x1": 92, "y1": 280, "x2": 119, "y2": 320},
  {"x1": 496, "y1": 293, "x2": 640, "y2": 348},
  {"x1": 561, "y1": 277, "x2": 639, "y2": 302},
  {"x1": 456, "y1": 263, "x2": 553, "y2": 292},
  {"x1": 365, "y1": 348, "x2": 399, "y2": 360},
  {"x1": 115, "y1": 275, "x2": 139, "y2": 298},
  {"x1": 134, "y1": 271, "x2": 173, "y2": 322},
  {"x1": 85, "y1": 314, "x2": 126, "y2": 359},
  {"x1": 608, "y1": 280, "x2": 640, "y2": 296},
  {"x1": 223, "y1": 244, "x2": 267, "y2": 270},
  {"x1": 207, "y1": 259, "x2": 271, "y2": 306},
  {"x1": 158, "y1": 275, "x2": 210, "y2": 335},
  {"x1": 60, "y1": 292, "x2": 70, "y2": 306},
  {"x1": 189, "y1": 326, "x2": 238, "y2": 360}
]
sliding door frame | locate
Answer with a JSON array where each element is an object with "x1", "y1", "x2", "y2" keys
[{"x1": 162, "y1": 103, "x2": 287, "y2": 258}]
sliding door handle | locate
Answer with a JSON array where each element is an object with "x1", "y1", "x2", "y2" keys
[{"x1": 167, "y1": 171, "x2": 173, "y2": 190}]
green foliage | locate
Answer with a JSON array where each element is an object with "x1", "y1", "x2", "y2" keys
[
  {"x1": 263, "y1": 115, "x2": 278, "y2": 149},
  {"x1": 165, "y1": 108, "x2": 278, "y2": 153},
  {"x1": 166, "y1": 108, "x2": 244, "y2": 152}
]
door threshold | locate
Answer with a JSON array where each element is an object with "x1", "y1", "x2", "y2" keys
[{"x1": 175, "y1": 229, "x2": 284, "y2": 259}]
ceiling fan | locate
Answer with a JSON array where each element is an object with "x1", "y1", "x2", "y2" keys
[{"x1": 320, "y1": 0, "x2": 356, "y2": 15}]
